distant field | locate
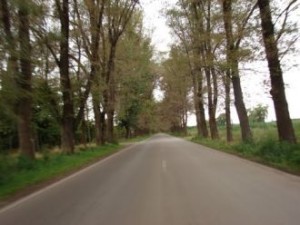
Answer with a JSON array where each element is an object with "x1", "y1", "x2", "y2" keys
[{"x1": 187, "y1": 119, "x2": 300, "y2": 174}]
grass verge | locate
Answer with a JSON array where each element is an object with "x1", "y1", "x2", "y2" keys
[
  {"x1": 190, "y1": 136, "x2": 300, "y2": 174},
  {"x1": 0, "y1": 144, "x2": 122, "y2": 200}
]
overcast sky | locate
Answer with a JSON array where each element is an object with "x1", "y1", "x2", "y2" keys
[{"x1": 141, "y1": 0, "x2": 300, "y2": 125}]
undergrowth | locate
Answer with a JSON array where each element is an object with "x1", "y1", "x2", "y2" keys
[{"x1": 0, "y1": 144, "x2": 121, "y2": 199}]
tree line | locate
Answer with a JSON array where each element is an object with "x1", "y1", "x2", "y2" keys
[
  {"x1": 0, "y1": 0, "x2": 158, "y2": 159},
  {"x1": 161, "y1": 0, "x2": 298, "y2": 143},
  {"x1": 0, "y1": 0, "x2": 299, "y2": 160}
]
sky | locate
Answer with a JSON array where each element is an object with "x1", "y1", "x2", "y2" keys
[{"x1": 140, "y1": 0, "x2": 300, "y2": 126}]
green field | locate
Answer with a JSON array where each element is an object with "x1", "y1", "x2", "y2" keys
[{"x1": 187, "y1": 120, "x2": 300, "y2": 174}]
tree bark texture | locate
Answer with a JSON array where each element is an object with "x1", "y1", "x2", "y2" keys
[
  {"x1": 57, "y1": 0, "x2": 75, "y2": 153},
  {"x1": 205, "y1": 68, "x2": 219, "y2": 139},
  {"x1": 191, "y1": 71, "x2": 203, "y2": 136},
  {"x1": 197, "y1": 72, "x2": 209, "y2": 138},
  {"x1": 224, "y1": 69, "x2": 233, "y2": 142},
  {"x1": 105, "y1": 44, "x2": 117, "y2": 143},
  {"x1": 17, "y1": 4, "x2": 35, "y2": 159},
  {"x1": 257, "y1": 0, "x2": 296, "y2": 143}
]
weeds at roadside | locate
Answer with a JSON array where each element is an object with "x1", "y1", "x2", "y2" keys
[{"x1": 191, "y1": 135, "x2": 300, "y2": 174}]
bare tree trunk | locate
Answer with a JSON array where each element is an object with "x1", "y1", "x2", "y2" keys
[
  {"x1": 257, "y1": 0, "x2": 296, "y2": 143},
  {"x1": 56, "y1": 0, "x2": 75, "y2": 153},
  {"x1": 222, "y1": 0, "x2": 252, "y2": 142},
  {"x1": 17, "y1": 3, "x2": 35, "y2": 159}
]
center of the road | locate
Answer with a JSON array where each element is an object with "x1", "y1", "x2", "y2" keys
[{"x1": 162, "y1": 160, "x2": 167, "y2": 172}]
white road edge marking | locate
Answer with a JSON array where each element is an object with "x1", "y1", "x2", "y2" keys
[{"x1": 0, "y1": 141, "x2": 147, "y2": 214}]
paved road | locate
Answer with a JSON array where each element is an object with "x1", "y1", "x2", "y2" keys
[{"x1": 1, "y1": 134, "x2": 300, "y2": 225}]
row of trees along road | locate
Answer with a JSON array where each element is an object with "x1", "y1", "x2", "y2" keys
[
  {"x1": 163, "y1": 0, "x2": 298, "y2": 144},
  {"x1": 0, "y1": 0, "x2": 299, "y2": 160},
  {"x1": 0, "y1": 0, "x2": 158, "y2": 159}
]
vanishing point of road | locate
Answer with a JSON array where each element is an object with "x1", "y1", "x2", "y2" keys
[{"x1": 1, "y1": 134, "x2": 300, "y2": 225}]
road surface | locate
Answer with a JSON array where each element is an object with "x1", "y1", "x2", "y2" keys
[{"x1": 1, "y1": 134, "x2": 300, "y2": 225}]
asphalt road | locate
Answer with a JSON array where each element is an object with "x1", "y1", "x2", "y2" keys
[{"x1": 1, "y1": 134, "x2": 300, "y2": 225}]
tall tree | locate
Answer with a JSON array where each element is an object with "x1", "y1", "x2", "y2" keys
[
  {"x1": 222, "y1": 0, "x2": 253, "y2": 142},
  {"x1": 166, "y1": 1, "x2": 209, "y2": 138},
  {"x1": 103, "y1": 0, "x2": 138, "y2": 143},
  {"x1": 73, "y1": 0, "x2": 106, "y2": 145},
  {"x1": 17, "y1": 1, "x2": 35, "y2": 158},
  {"x1": 0, "y1": 0, "x2": 35, "y2": 158},
  {"x1": 55, "y1": 0, "x2": 75, "y2": 153},
  {"x1": 257, "y1": 0, "x2": 296, "y2": 143},
  {"x1": 160, "y1": 46, "x2": 191, "y2": 135}
]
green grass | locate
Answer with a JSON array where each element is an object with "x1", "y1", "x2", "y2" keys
[
  {"x1": 0, "y1": 144, "x2": 122, "y2": 200},
  {"x1": 188, "y1": 120, "x2": 300, "y2": 174}
]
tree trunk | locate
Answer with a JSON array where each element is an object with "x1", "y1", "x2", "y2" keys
[
  {"x1": 205, "y1": 68, "x2": 219, "y2": 139},
  {"x1": 191, "y1": 70, "x2": 202, "y2": 136},
  {"x1": 100, "y1": 111, "x2": 106, "y2": 144},
  {"x1": 105, "y1": 44, "x2": 117, "y2": 143},
  {"x1": 224, "y1": 70, "x2": 233, "y2": 142},
  {"x1": 1, "y1": 0, "x2": 35, "y2": 158},
  {"x1": 57, "y1": 0, "x2": 75, "y2": 153},
  {"x1": 92, "y1": 98, "x2": 102, "y2": 145},
  {"x1": 205, "y1": 0, "x2": 219, "y2": 140},
  {"x1": 232, "y1": 60, "x2": 252, "y2": 141},
  {"x1": 106, "y1": 109, "x2": 115, "y2": 142},
  {"x1": 222, "y1": 0, "x2": 252, "y2": 142},
  {"x1": 197, "y1": 72, "x2": 209, "y2": 138},
  {"x1": 17, "y1": 4, "x2": 35, "y2": 159},
  {"x1": 211, "y1": 67, "x2": 220, "y2": 139},
  {"x1": 257, "y1": 0, "x2": 296, "y2": 143}
]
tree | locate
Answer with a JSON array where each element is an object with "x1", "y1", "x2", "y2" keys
[
  {"x1": 222, "y1": 0, "x2": 253, "y2": 142},
  {"x1": 217, "y1": 113, "x2": 226, "y2": 127},
  {"x1": 73, "y1": 0, "x2": 106, "y2": 145},
  {"x1": 166, "y1": 1, "x2": 209, "y2": 138},
  {"x1": 160, "y1": 46, "x2": 191, "y2": 135},
  {"x1": 17, "y1": 1, "x2": 35, "y2": 158},
  {"x1": 257, "y1": 0, "x2": 297, "y2": 143},
  {"x1": 104, "y1": 0, "x2": 139, "y2": 143},
  {"x1": 0, "y1": 0, "x2": 35, "y2": 159},
  {"x1": 248, "y1": 104, "x2": 268, "y2": 123},
  {"x1": 54, "y1": 0, "x2": 75, "y2": 153},
  {"x1": 116, "y1": 14, "x2": 155, "y2": 138}
]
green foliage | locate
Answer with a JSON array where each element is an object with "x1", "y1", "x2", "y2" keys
[
  {"x1": 32, "y1": 78, "x2": 61, "y2": 148},
  {"x1": 0, "y1": 144, "x2": 121, "y2": 199},
  {"x1": 116, "y1": 19, "x2": 156, "y2": 137},
  {"x1": 158, "y1": 46, "x2": 191, "y2": 133},
  {"x1": 217, "y1": 113, "x2": 226, "y2": 127},
  {"x1": 248, "y1": 104, "x2": 268, "y2": 124}
]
